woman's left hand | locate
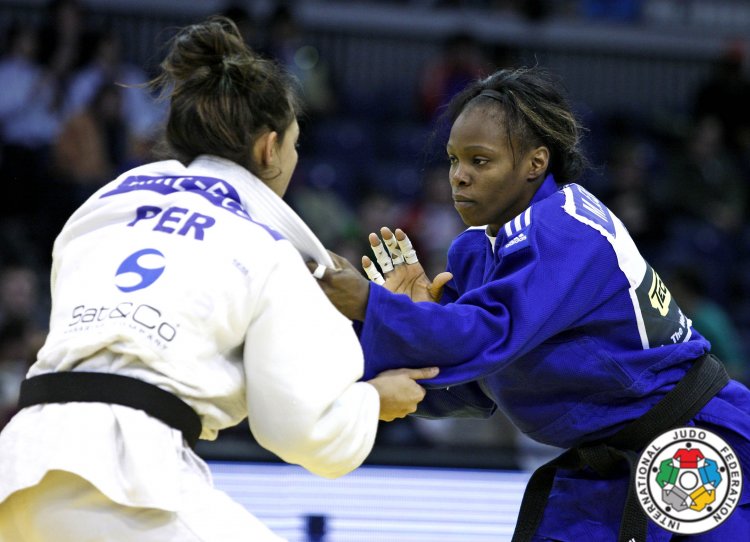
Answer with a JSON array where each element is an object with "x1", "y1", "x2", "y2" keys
[{"x1": 363, "y1": 227, "x2": 453, "y2": 303}]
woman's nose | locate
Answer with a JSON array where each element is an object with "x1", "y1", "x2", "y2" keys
[{"x1": 450, "y1": 165, "x2": 469, "y2": 186}]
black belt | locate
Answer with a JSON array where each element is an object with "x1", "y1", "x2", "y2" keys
[
  {"x1": 18, "y1": 371, "x2": 202, "y2": 448},
  {"x1": 511, "y1": 353, "x2": 730, "y2": 542}
]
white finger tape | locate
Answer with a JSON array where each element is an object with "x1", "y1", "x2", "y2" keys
[
  {"x1": 312, "y1": 264, "x2": 327, "y2": 280},
  {"x1": 384, "y1": 236, "x2": 405, "y2": 265},
  {"x1": 403, "y1": 249, "x2": 419, "y2": 264},
  {"x1": 371, "y1": 242, "x2": 394, "y2": 273},
  {"x1": 397, "y1": 234, "x2": 419, "y2": 264},
  {"x1": 364, "y1": 263, "x2": 385, "y2": 285}
]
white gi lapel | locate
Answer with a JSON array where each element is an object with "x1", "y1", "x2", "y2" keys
[{"x1": 191, "y1": 155, "x2": 335, "y2": 267}]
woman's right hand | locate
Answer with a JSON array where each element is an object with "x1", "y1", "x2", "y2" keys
[
  {"x1": 366, "y1": 367, "x2": 439, "y2": 421},
  {"x1": 307, "y1": 251, "x2": 371, "y2": 321}
]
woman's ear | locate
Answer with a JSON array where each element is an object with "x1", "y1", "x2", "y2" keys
[
  {"x1": 252, "y1": 130, "x2": 280, "y2": 169},
  {"x1": 527, "y1": 146, "x2": 550, "y2": 180}
]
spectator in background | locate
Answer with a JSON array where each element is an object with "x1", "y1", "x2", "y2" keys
[
  {"x1": 39, "y1": 26, "x2": 166, "y2": 258},
  {"x1": 31, "y1": 74, "x2": 139, "y2": 262},
  {"x1": 0, "y1": 264, "x2": 48, "y2": 332},
  {"x1": 418, "y1": 32, "x2": 490, "y2": 122},
  {"x1": 54, "y1": 82, "x2": 128, "y2": 186},
  {"x1": 666, "y1": 266, "x2": 748, "y2": 386},
  {"x1": 264, "y1": 4, "x2": 338, "y2": 119},
  {"x1": 667, "y1": 116, "x2": 746, "y2": 233},
  {"x1": 0, "y1": 0, "x2": 87, "y2": 265},
  {"x1": 0, "y1": 23, "x2": 62, "y2": 227},
  {"x1": 0, "y1": 264, "x2": 48, "y2": 433},
  {"x1": 46, "y1": 82, "x2": 130, "y2": 240},
  {"x1": 693, "y1": 42, "x2": 750, "y2": 156},
  {"x1": 288, "y1": 180, "x2": 363, "y2": 255},
  {"x1": 660, "y1": 116, "x2": 746, "y2": 303},
  {"x1": 63, "y1": 29, "x2": 166, "y2": 155},
  {"x1": 37, "y1": 0, "x2": 87, "y2": 114},
  {"x1": 598, "y1": 135, "x2": 666, "y2": 263},
  {"x1": 0, "y1": 319, "x2": 36, "y2": 432}
]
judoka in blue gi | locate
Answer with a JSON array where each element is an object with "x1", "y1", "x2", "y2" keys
[{"x1": 311, "y1": 66, "x2": 750, "y2": 541}]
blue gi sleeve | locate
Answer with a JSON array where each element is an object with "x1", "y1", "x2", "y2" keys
[
  {"x1": 414, "y1": 381, "x2": 497, "y2": 419},
  {"x1": 358, "y1": 214, "x2": 627, "y2": 386}
]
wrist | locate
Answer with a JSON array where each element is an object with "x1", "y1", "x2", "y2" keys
[{"x1": 354, "y1": 280, "x2": 370, "y2": 321}]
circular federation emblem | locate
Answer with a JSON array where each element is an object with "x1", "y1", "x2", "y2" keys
[{"x1": 636, "y1": 427, "x2": 743, "y2": 535}]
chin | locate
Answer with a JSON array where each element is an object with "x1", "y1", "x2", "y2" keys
[{"x1": 459, "y1": 213, "x2": 483, "y2": 228}]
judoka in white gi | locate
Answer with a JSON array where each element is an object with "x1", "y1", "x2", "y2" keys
[{"x1": 0, "y1": 17, "x2": 434, "y2": 541}]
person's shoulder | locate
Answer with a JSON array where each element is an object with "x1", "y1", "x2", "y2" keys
[
  {"x1": 530, "y1": 183, "x2": 618, "y2": 238},
  {"x1": 450, "y1": 226, "x2": 488, "y2": 250},
  {"x1": 529, "y1": 182, "x2": 568, "y2": 217},
  {"x1": 556, "y1": 183, "x2": 620, "y2": 238}
]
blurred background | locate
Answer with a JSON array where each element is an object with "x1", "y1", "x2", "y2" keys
[{"x1": 1, "y1": 0, "x2": 749, "y2": 478}]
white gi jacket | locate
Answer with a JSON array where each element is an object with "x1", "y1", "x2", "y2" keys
[{"x1": 0, "y1": 155, "x2": 379, "y2": 511}]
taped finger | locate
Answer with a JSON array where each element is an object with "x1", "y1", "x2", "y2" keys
[
  {"x1": 383, "y1": 234, "x2": 405, "y2": 265},
  {"x1": 396, "y1": 233, "x2": 419, "y2": 264},
  {"x1": 371, "y1": 239, "x2": 394, "y2": 273},
  {"x1": 364, "y1": 260, "x2": 385, "y2": 285}
]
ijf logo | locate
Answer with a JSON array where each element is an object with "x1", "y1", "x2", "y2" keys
[{"x1": 636, "y1": 427, "x2": 743, "y2": 535}]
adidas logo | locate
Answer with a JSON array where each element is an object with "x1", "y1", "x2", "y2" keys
[{"x1": 504, "y1": 232, "x2": 526, "y2": 248}]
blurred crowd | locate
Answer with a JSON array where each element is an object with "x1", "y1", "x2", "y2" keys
[{"x1": 1, "y1": 0, "x2": 749, "y2": 468}]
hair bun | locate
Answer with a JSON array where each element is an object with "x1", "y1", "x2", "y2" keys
[
  {"x1": 148, "y1": 14, "x2": 299, "y2": 171},
  {"x1": 159, "y1": 16, "x2": 246, "y2": 85}
]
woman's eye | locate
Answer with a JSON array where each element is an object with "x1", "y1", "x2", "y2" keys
[
  {"x1": 473, "y1": 157, "x2": 488, "y2": 166},
  {"x1": 448, "y1": 156, "x2": 457, "y2": 165}
]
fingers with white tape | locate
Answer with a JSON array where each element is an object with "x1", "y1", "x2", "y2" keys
[
  {"x1": 381, "y1": 228, "x2": 405, "y2": 265},
  {"x1": 363, "y1": 256, "x2": 385, "y2": 285},
  {"x1": 369, "y1": 233, "x2": 394, "y2": 273},
  {"x1": 395, "y1": 229, "x2": 419, "y2": 264}
]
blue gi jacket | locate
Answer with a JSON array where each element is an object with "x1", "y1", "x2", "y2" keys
[
  {"x1": 358, "y1": 175, "x2": 750, "y2": 539},
  {"x1": 360, "y1": 175, "x2": 719, "y2": 446}
]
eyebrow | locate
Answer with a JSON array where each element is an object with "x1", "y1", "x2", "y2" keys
[{"x1": 447, "y1": 144, "x2": 498, "y2": 153}]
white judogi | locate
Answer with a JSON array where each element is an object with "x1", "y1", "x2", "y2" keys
[{"x1": 0, "y1": 156, "x2": 379, "y2": 541}]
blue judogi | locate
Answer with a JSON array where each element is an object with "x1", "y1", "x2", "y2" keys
[{"x1": 358, "y1": 175, "x2": 750, "y2": 540}]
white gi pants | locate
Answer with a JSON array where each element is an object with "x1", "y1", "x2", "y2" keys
[{"x1": 0, "y1": 469, "x2": 285, "y2": 542}]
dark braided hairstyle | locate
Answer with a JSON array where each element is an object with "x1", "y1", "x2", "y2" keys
[
  {"x1": 149, "y1": 16, "x2": 300, "y2": 175},
  {"x1": 445, "y1": 66, "x2": 588, "y2": 184}
]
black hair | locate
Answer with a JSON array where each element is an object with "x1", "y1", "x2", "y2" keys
[{"x1": 149, "y1": 16, "x2": 300, "y2": 175}]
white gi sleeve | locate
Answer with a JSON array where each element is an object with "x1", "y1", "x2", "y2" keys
[{"x1": 243, "y1": 241, "x2": 380, "y2": 479}]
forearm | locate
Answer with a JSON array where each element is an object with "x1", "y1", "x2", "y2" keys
[
  {"x1": 359, "y1": 284, "x2": 506, "y2": 381},
  {"x1": 248, "y1": 380, "x2": 379, "y2": 479},
  {"x1": 245, "y1": 242, "x2": 380, "y2": 478}
]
